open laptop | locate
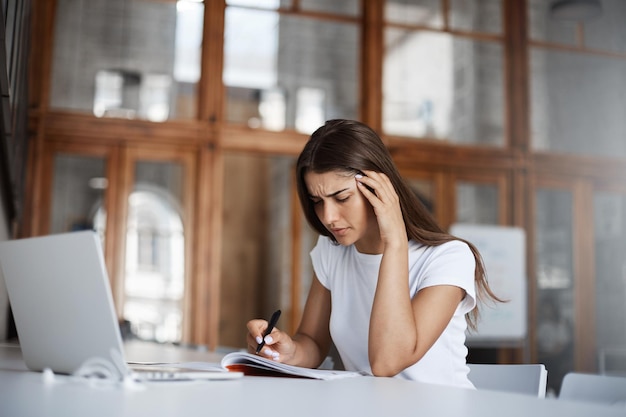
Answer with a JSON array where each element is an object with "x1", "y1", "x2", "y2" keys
[{"x1": 0, "y1": 230, "x2": 242, "y2": 381}]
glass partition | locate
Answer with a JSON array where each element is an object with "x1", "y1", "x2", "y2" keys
[
  {"x1": 223, "y1": 4, "x2": 360, "y2": 133},
  {"x1": 383, "y1": 20, "x2": 504, "y2": 145},
  {"x1": 593, "y1": 191, "x2": 626, "y2": 375},
  {"x1": 300, "y1": 0, "x2": 360, "y2": 16},
  {"x1": 449, "y1": 0, "x2": 502, "y2": 34},
  {"x1": 123, "y1": 161, "x2": 186, "y2": 343},
  {"x1": 530, "y1": 49, "x2": 626, "y2": 157},
  {"x1": 528, "y1": 0, "x2": 626, "y2": 157},
  {"x1": 50, "y1": 0, "x2": 203, "y2": 121},
  {"x1": 385, "y1": 0, "x2": 443, "y2": 28},
  {"x1": 50, "y1": 154, "x2": 107, "y2": 238},
  {"x1": 535, "y1": 188, "x2": 575, "y2": 395},
  {"x1": 529, "y1": 0, "x2": 626, "y2": 54},
  {"x1": 456, "y1": 182, "x2": 498, "y2": 224}
]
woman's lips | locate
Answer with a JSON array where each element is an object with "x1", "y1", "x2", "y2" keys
[{"x1": 331, "y1": 228, "x2": 348, "y2": 237}]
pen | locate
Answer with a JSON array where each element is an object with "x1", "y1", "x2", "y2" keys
[{"x1": 256, "y1": 309, "x2": 281, "y2": 354}]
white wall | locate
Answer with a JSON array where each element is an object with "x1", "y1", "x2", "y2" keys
[{"x1": 0, "y1": 195, "x2": 9, "y2": 340}]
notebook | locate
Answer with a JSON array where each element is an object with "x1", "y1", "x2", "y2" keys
[{"x1": 0, "y1": 230, "x2": 242, "y2": 381}]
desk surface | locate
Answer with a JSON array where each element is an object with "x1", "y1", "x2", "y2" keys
[{"x1": 0, "y1": 342, "x2": 624, "y2": 417}]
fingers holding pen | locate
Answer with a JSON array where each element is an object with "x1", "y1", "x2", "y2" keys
[
  {"x1": 246, "y1": 319, "x2": 271, "y2": 350},
  {"x1": 246, "y1": 319, "x2": 283, "y2": 361}
]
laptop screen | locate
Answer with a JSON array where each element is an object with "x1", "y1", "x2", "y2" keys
[{"x1": 0, "y1": 231, "x2": 127, "y2": 375}]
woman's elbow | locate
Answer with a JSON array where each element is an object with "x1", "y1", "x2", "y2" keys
[{"x1": 369, "y1": 356, "x2": 407, "y2": 377}]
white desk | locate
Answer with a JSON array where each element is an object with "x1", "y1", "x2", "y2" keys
[{"x1": 0, "y1": 342, "x2": 624, "y2": 417}]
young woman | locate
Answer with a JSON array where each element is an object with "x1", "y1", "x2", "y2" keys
[{"x1": 246, "y1": 119, "x2": 502, "y2": 388}]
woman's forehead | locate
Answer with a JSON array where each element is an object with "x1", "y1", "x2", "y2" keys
[{"x1": 304, "y1": 170, "x2": 354, "y2": 193}]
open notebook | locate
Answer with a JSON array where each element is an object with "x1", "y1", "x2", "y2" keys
[{"x1": 0, "y1": 231, "x2": 242, "y2": 381}]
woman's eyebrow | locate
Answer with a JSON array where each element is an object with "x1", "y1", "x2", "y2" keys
[
  {"x1": 323, "y1": 188, "x2": 350, "y2": 198},
  {"x1": 309, "y1": 187, "x2": 350, "y2": 198}
]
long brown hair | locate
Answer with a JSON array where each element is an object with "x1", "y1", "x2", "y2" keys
[{"x1": 296, "y1": 119, "x2": 503, "y2": 329}]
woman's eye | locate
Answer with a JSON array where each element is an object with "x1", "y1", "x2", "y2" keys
[{"x1": 337, "y1": 196, "x2": 349, "y2": 203}]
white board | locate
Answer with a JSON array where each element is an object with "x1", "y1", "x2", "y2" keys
[{"x1": 450, "y1": 223, "x2": 527, "y2": 343}]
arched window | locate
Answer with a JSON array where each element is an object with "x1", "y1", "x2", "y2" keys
[{"x1": 94, "y1": 186, "x2": 185, "y2": 343}]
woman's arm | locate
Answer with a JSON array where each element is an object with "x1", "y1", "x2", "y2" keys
[
  {"x1": 370, "y1": 280, "x2": 464, "y2": 376},
  {"x1": 291, "y1": 276, "x2": 333, "y2": 367},
  {"x1": 356, "y1": 171, "x2": 465, "y2": 376},
  {"x1": 246, "y1": 275, "x2": 332, "y2": 368}
]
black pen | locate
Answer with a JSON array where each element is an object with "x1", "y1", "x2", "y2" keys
[{"x1": 256, "y1": 309, "x2": 281, "y2": 354}]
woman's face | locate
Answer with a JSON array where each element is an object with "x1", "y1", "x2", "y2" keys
[{"x1": 304, "y1": 170, "x2": 381, "y2": 253}]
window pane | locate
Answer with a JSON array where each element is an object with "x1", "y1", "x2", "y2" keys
[
  {"x1": 224, "y1": 6, "x2": 360, "y2": 132},
  {"x1": 124, "y1": 161, "x2": 185, "y2": 343},
  {"x1": 301, "y1": 0, "x2": 360, "y2": 17},
  {"x1": 449, "y1": 0, "x2": 502, "y2": 34},
  {"x1": 535, "y1": 188, "x2": 575, "y2": 395},
  {"x1": 50, "y1": 0, "x2": 202, "y2": 121},
  {"x1": 226, "y1": 0, "x2": 287, "y2": 9},
  {"x1": 383, "y1": 30, "x2": 504, "y2": 145},
  {"x1": 530, "y1": 49, "x2": 626, "y2": 157},
  {"x1": 50, "y1": 154, "x2": 107, "y2": 237},
  {"x1": 584, "y1": 0, "x2": 626, "y2": 54},
  {"x1": 456, "y1": 182, "x2": 498, "y2": 224},
  {"x1": 593, "y1": 192, "x2": 626, "y2": 375},
  {"x1": 385, "y1": 0, "x2": 443, "y2": 28},
  {"x1": 528, "y1": 0, "x2": 578, "y2": 46},
  {"x1": 529, "y1": 0, "x2": 626, "y2": 54}
]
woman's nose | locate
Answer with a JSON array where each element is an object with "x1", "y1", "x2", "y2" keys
[{"x1": 321, "y1": 202, "x2": 339, "y2": 225}]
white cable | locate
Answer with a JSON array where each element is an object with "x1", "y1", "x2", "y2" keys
[{"x1": 69, "y1": 348, "x2": 145, "y2": 390}]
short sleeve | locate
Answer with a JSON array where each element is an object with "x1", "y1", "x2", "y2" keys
[
  {"x1": 416, "y1": 240, "x2": 477, "y2": 314},
  {"x1": 310, "y1": 235, "x2": 331, "y2": 290}
]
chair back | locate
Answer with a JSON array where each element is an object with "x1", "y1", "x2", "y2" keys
[
  {"x1": 559, "y1": 372, "x2": 626, "y2": 408},
  {"x1": 468, "y1": 364, "x2": 548, "y2": 398}
]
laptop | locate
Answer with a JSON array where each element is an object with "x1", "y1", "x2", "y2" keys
[{"x1": 0, "y1": 230, "x2": 242, "y2": 381}]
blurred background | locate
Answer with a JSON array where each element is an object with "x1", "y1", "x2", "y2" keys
[{"x1": 0, "y1": 0, "x2": 625, "y2": 396}]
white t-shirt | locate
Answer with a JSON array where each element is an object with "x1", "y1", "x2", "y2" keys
[{"x1": 310, "y1": 235, "x2": 476, "y2": 388}]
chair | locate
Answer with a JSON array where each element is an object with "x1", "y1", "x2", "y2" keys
[
  {"x1": 467, "y1": 364, "x2": 548, "y2": 398},
  {"x1": 559, "y1": 372, "x2": 626, "y2": 408}
]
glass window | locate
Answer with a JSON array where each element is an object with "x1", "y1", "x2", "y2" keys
[
  {"x1": 385, "y1": 0, "x2": 503, "y2": 34},
  {"x1": 449, "y1": 0, "x2": 502, "y2": 34},
  {"x1": 593, "y1": 191, "x2": 626, "y2": 375},
  {"x1": 385, "y1": 0, "x2": 443, "y2": 28},
  {"x1": 456, "y1": 182, "x2": 498, "y2": 224},
  {"x1": 584, "y1": 1, "x2": 626, "y2": 54},
  {"x1": 226, "y1": 0, "x2": 286, "y2": 9},
  {"x1": 223, "y1": 5, "x2": 360, "y2": 133},
  {"x1": 530, "y1": 49, "x2": 626, "y2": 157},
  {"x1": 528, "y1": 0, "x2": 579, "y2": 46},
  {"x1": 383, "y1": 30, "x2": 504, "y2": 145},
  {"x1": 50, "y1": 154, "x2": 107, "y2": 238},
  {"x1": 529, "y1": 0, "x2": 626, "y2": 157},
  {"x1": 529, "y1": 0, "x2": 626, "y2": 54},
  {"x1": 123, "y1": 161, "x2": 185, "y2": 343},
  {"x1": 296, "y1": 87, "x2": 326, "y2": 133},
  {"x1": 300, "y1": 0, "x2": 360, "y2": 17},
  {"x1": 50, "y1": 0, "x2": 203, "y2": 121},
  {"x1": 535, "y1": 188, "x2": 575, "y2": 395}
]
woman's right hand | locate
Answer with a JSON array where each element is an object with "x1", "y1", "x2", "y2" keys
[{"x1": 246, "y1": 319, "x2": 296, "y2": 363}]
